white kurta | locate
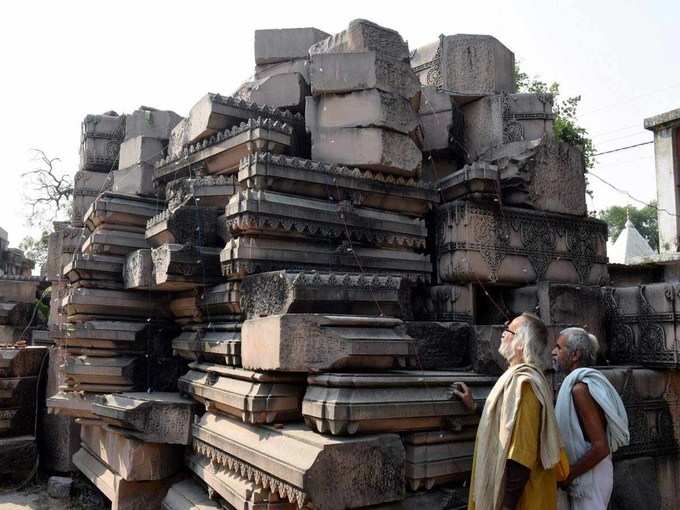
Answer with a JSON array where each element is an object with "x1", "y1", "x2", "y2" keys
[{"x1": 557, "y1": 455, "x2": 614, "y2": 510}]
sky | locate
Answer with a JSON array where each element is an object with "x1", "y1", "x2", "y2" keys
[{"x1": 1, "y1": 0, "x2": 678, "y2": 249}]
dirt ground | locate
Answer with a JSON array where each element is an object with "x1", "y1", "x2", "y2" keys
[{"x1": 0, "y1": 476, "x2": 109, "y2": 510}]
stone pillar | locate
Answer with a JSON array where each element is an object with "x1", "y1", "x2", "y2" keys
[{"x1": 644, "y1": 108, "x2": 680, "y2": 253}]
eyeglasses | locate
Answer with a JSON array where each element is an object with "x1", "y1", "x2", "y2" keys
[{"x1": 503, "y1": 320, "x2": 516, "y2": 336}]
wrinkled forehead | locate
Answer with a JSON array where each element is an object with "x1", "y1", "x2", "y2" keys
[{"x1": 510, "y1": 315, "x2": 526, "y2": 329}]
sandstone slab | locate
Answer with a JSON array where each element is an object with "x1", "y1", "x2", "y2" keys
[
  {"x1": 84, "y1": 192, "x2": 163, "y2": 234},
  {"x1": 172, "y1": 323, "x2": 241, "y2": 366},
  {"x1": 0, "y1": 346, "x2": 47, "y2": 377},
  {"x1": 162, "y1": 478, "x2": 221, "y2": 510},
  {"x1": 146, "y1": 206, "x2": 220, "y2": 248},
  {"x1": 166, "y1": 175, "x2": 237, "y2": 210},
  {"x1": 79, "y1": 112, "x2": 125, "y2": 172},
  {"x1": 124, "y1": 108, "x2": 182, "y2": 140},
  {"x1": 255, "y1": 27, "x2": 329, "y2": 65},
  {"x1": 437, "y1": 162, "x2": 499, "y2": 203}
]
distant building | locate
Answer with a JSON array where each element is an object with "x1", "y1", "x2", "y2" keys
[{"x1": 607, "y1": 216, "x2": 655, "y2": 264}]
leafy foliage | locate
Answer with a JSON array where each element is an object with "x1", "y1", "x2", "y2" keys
[
  {"x1": 598, "y1": 202, "x2": 659, "y2": 251},
  {"x1": 19, "y1": 230, "x2": 50, "y2": 269}
]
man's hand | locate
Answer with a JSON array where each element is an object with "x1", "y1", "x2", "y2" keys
[{"x1": 451, "y1": 382, "x2": 476, "y2": 412}]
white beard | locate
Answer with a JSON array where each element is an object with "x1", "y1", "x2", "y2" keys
[{"x1": 498, "y1": 340, "x2": 515, "y2": 362}]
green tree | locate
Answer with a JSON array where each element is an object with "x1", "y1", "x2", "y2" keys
[
  {"x1": 597, "y1": 202, "x2": 659, "y2": 251},
  {"x1": 513, "y1": 64, "x2": 595, "y2": 192},
  {"x1": 19, "y1": 230, "x2": 50, "y2": 269}
]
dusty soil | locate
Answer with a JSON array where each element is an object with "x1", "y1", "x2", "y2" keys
[{"x1": 0, "y1": 476, "x2": 109, "y2": 510}]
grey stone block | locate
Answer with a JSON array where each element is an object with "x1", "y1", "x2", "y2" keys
[
  {"x1": 309, "y1": 51, "x2": 420, "y2": 100},
  {"x1": 146, "y1": 206, "x2": 220, "y2": 248},
  {"x1": 419, "y1": 85, "x2": 465, "y2": 154},
  {"x1": 611, "y1": 457, "x2": 661, "y2": 510},
  {"x1": 165, "y1": 175, "x2": 237, "y2": 210},
  {"x1": 309, "y1": 19, "x2": 410, "y2": 62},
  {"x1": 0, "y1": 346, "x2": 47, "y2": 377},
  {"x1": 112, "y1": 163, "x2": 156, "y2": 197},
  {"x1": 404, "y1": 321, "x2": 472, "y2": 369},
  {"x1": 118, "y1": 136, "x2": 165, "y2": 169},
  {"x1": 311, "y1": 127, "x2": 422, "y2": 177},
  {"x1": 255, "y1": 27, "x2": 330, "y2": 65},
  {"x1": 237, "y1": 72, "x2": 309, "y2": 112},
  {"x1": 436, "y1": 162, "x2": 499, "y2": 203},
  {"x1": 47, "y1": 476, "x2": 72, "y2": 499},
  {"x1": 306, "y1": 89, "x2": 419, "y2": 135},
  {"x1": 79, "y1": 112, "x2": 125, "y2": 172},
  {"x1": 412, "y1": 34, "x2": 515, "y2": 104},
  {"x1": 255, "y1": 58, "x2": 310, "y2": 82},
  {"x1": 162, "y1": 479, "x2": 221, "y2": 510},
  {"x1": 124, "y1": 108, "x2": 182, "y2": 140},
  {"x1": 172, "y1": 323, "x2": 241, "y2": 366}
]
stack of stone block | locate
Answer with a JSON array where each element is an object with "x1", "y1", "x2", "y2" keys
[{"x1": 0, "y1": 346, "x2": 47, "y2": 485}]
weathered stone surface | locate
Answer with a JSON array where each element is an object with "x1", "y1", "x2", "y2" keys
[
  {"x1": 72, "y1": 446, "x2": 180, "y2": 510},
  {"x1": 403, "y1": 322, "x2": 472, "y2": 369},
  {"x1": 47, "y1": 475, "x2": 73, "y2": 499},
  {"x1": 172, "y1": 323, "x2": 241, "y2": 366},
  {"x1": 366, "y1": 489, "x2": 468, "y2": 510},
  {"x1": 123, "y1": 249, "x2": 154, "y2": 290},
  {"x1": 192, "y1": 412, "x2": 405, "y2": 509},
  {"x1": 411, "y1": 35, "x2": 515, "y2": 104},
  {"x1": 240, "y1": 271, "x2": 404, "y2": 319},
  {"x1": 124, "y1": 108, "x2": 182, "y2": 140},
  {"x1": 242, "y1": 314, "x2": 416, "y2": 372},
  {"x1": 152, "y1": 244, "x2": 222, "y2": 291},
  {"x1": 403, "y1": 431, "x2": 475, "y2": 491},
  {"x1": 92, "y1": 392, "x2": 194, "y2": 445},
  {"x1": 306, "y1": 90, "x2": 419, "y2": 135},
  {"x1": 63, "y1": 355, "x2": 139, "y2": 392},
  {"x1": 79, "y1": 112, "x2": 125, "y2": 172},
  {"x1": 309, "y1": 19, "x2": 410, "y2": 63},
  {"x1": 112, "y1": 162, "x2": 156, "y2": 197},
  {"x1": 81, "y1": 229, "x2": 148, "y2": 257},
  {"x1": 40, "y1": 412, "x2": 80, "y2": 472},
  {"x1": 47, "y1": 224, "x2": 84, "y2": 281},
  {"x1": 30, "y1": 329, "x2": 52, "y2": 346},
  {"x1": 610, "y1": 457, "x2": 661, "y2": 510},
  {"x1": 311, "y1": 128, "x2": 421, "y2": 177},
  {"x1": 188, "y1": 454, "x2": 296, "y2": 510},
  {"x1": 602, "y1": 283, "x2": 680, "y2": 368},
  {"x1": 0, "y1": 435, "x2": 38, "y2": 485},
  {"x1": 0, "y1": 346, "x2": 47, "y2": 377},
  {"x1": 239, "y1": 153, "x2": 437, "y2": 217},
  {"x1": 0, "y1": 301, "x2": 32, "y2": 327},
  {"x1": 64, "y1": 253, "x2": 125, "y2": 288},
  {"x1": 255, "y1": 27, "x2": 329, "y2": 65},
  {"x1": 418, "y1": 86, "x2": 465, "y2": 157},
  {"x1": 156, "y1": 118, "x2": 293, "y2": 186},
  {"x1": 436, "y1": 162, "x2": 499, "y2": 203},
  {"x1": 472, "y1": 325, "x2": 506, "y2": 376},
  {"x1": 0, "y1": 375, "x2": 38, "y2": 436},
  {"x1": 463, "y1": 93, "x2": 554, "y2": 159},
  {"x1": 118, "y1": 136, "x2": 165, "y2": 169},
  {"x1": 166, "y1": 175, "x2": 237, "y2": 210},
  {"x1": 200, "y1": 282, "x2": 241, "y2": 318},
  {"x1": 237, "y1": 72, "x2": 309, "y2": 112},
  {"x1": 303, "y1": 371, "x2": 493, "y2": 435},
  {"x1": 72, "y1": 171, "x2": 110, "y2": 226},
  {"x1": 178, "y1": 362, "x2": 304, "y2": 424},
  {"x1": 309, "y1": 51, "x2": 420, "y2": 100},
  {"x1": 481, "y1": 137, "x2": 587, "y2": 216},
  {"x1": 167, "y1": 94, "x2": 302, "y2": 160},
  {"x1": 226, "y1": 190, "x2": 426, "y2": 250},
  {"x1": 84, "y1": 192, "x2": 163, "y2": 234},
  {"x1": 422, "y1": 285, "x2": 475, "y2": 323},
  {"x1": 162, "y1": 478, "x2": 221, "y2": 510},
  {"x1": 146, "y1": 206, "x2": 220, "y2": 248},
  {"x1": 81, "y1": 424, "x2": 183, "y2": 481},
  {"x1": 62, "y1": 287, "x2": 170, "y2": 321},
  {"x1": 222, "y1": 237, "x2": 431, "y2": 282},
  {"x1": 436, "y1": 201, "x2": 608, "y2": 285},
  {"x1": 56, "y1": 320, "x2": 175, "y2": 355},
  {"x1": 46, "y1": 390, "x2": 98, "y2": 419}
]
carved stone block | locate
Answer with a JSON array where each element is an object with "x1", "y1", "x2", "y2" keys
[
  {"x1": 239, "y1": 153, "x2": 437, "y2": 217},
  {"x1": 46, "y1": 390, "x2": 98, "y2": 419},
  {"x1": 0, "y1": 346, "x2": 47, "y2": 377},
  {"x1": 166, "y1": 175, "x2": 237, "y2": 210},
  {"x1": 422, "y1": 285, "x2": 475, "y2": 322},
  {"x1": 55, "y1": 320, "x2": 164, "y2": 355},
  {"x1": 226, "y1": 190, "x2": 427, "y2": 250},
  {"x1": 92, "y1": 392, "x2": 195, "y2": 445},
  {"x1": 81, "y1": 229, "x2": 148, "y2": 257},
  {"x1": 0, "y1": 375, "x2": 38, "y2": 436},
  {"x1": 603, "y1": 283, "x2": 680, "y2": 368},
  {"x1": 118, "y1": 136, "x2": 165, "y2": 169},
  {"x1": 63, "y1": 253, "x2": 125, "y2": 288},
  {"x1": 436, "y1": 201, "x2": 608, "y2": 285},
  {"x1": 463, "y1": 93, "x2": 554, "y2": 159},
  {"x1": 239, "y1": 270, "x2": 404, "y2": 319},
  {"x1": 241, "y1": 314, "x2": 416, "y2": 372},
  {"x1": 311, "y1": 127, "x2": 421, "y2": 177},
  {"x1": 237, "y1": 72, "x2": 309, "y2": 112},
  {"x1": 172, "y1": 323, "x2": 241, "y2": 366},
  {"x1": 124, "y1": 108, "x2": 182, "y2": 140},
  {"x1": 62, "y1": 287, "x2": 170, "y2": 321},
  {"x1": 436, "y1": 162, "x2": 499, "y2": 203},
  {"x1": 403, "y1": 431, "x2": 475, "y2": 491},
  {"x1": 221, "y1": 237, "x2": 431, "y2": 282},
  {"x1": 411, "y1": 35, "x2": 515, "y2": 105},
  {"x1": 306, "y1": 90, "x2": 419, "y2": 135},
  {"x1": 482, "y1": 138, "x2": 587, "y2": 216},
  {"x1": 418, "y1": 85, "x2": 465, "y2": 156},
  {"x1": 156, "y1": 118, "x2": 293, "y2": 186},
  {"x1": 72, "y1": 447, "x2": 180, "y2": 510},
  {"x1": 63, "y1": 355, "x2": 139, "y2": 392},
  {"x1": 72, "y1": 170, "x2": 110, "y2": 226},
  {"x1": 80, "y1": 424, "x2": 183, "y2": 481},
  {"x1": 192, "y1": 412, "x2": 405, "y2": 509},
  {"x1": 79, "y1": 112, "x2": 125, "y2": 172},
  {"x1": 302, "y1": 371, "x2": 493, "y2": 435},
  {"x1": 255, "y1": 27, "x2": 329, "y2": 65},
  {"x1": 151, "y1": 244, "x2": 222, "y2": 291},
  {"x1": 309, "y1": 19, "x2": 410, "y2": 63},
  {"x1": 200, "y1": 282, "x2": 241, "y2": 318},
  {"x1": 0, "y1": 436, "x2": 38, "y2": 485},
  {"x1": 84, "y1": 192, "x2": 163, "y2": 234},
  {"x1": 403, "y1": 322, "x2": 472, "y2": 369},
  {"x1": 309, "y1": 51, "x2": 420, "y2": 100},
  {"x1": 146, "y1": 206, "x2": 220, "y2": 248},
  {"x1": 178, "y1": 362, "x2": 305, "y2": 424},
  {"x1": 167, "y1": 94, "x2": 302, "y2": 160},
  {"x1": 162, "y1": 479, "x2": 221, "y2": 510},
  {"x1": 112, "y1": 163, "x2": 156, "y2": 197},
  {"x1": 123, "y1": 249, "x2": 154, "y2": 290}
]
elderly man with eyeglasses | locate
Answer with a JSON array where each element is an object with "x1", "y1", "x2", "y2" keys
[{"x1": 454, "y1": 312, "x2": 569, "y2": 510}]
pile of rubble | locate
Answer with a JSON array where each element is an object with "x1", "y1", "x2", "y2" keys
[{"x1": 37, "y1": 17, "x2": 680, "y2": 510}]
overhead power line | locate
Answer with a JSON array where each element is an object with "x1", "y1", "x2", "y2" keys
[{"x1": 593, "y1": 141, "x2": 653, "y2": 157}]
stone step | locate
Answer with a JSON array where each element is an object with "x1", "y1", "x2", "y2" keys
[
  {"x1": 241, "y1": 314, "x2": 415, "y2": 372},
  {"x1": 63, "y1": 355, "x2": 139, "y2": 391},
  {"x1": 84, "y1": 192, "x2": 164, "y2": 234},
  {"x1": 178, "y1": 362, "x2": 304, "y2": 424},
  {"x1": 191, "y1": 412, "x2": 405, "y2": 509},
  {"x1": 302, "y1": 371, "x2": 494, "y2": 435},
  {"x1": 238, "y1": 153, "x2": 436, "y2": 217},
  {"x1": 92, "y1": 392, "x2": 195, "y2": 445}
]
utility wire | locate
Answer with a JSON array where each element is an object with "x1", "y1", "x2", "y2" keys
[{"x1": 593, "y1": 141, "x2": 653, "y2": 157}]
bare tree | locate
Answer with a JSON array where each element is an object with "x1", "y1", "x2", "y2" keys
[{"x1": 22, "y1": 148, "x2": 73, "y2": 227}]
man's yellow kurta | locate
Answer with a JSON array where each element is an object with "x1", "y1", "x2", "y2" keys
[{"x1": 468, "y1": 382, "x2": 569, "y2": 510}]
